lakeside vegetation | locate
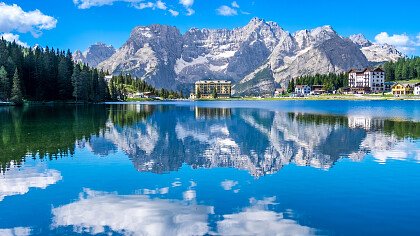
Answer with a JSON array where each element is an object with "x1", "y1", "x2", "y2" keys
[
  {"x1": 288, "y1": 73, "x2": 348, "y2": 92},
  {"x1": 383, "y1": 57, "x2": 420, "y2": 82}
]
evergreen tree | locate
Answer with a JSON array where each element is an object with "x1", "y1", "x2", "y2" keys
[
  {"x1": 0, "y1": 66, "x2": 9, "y2": 101},
  {"x1": 11, "y1": 68, "x2": 23, "y2": 105},
  {"x1": 287, "y1": 79, "x2": 295, "y2": 93},
  {"x1": 71, "y1": 64, "x2": 82, "y2": 102}
]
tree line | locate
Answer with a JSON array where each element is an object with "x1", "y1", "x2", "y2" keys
[
  {"x1": 0, "y1": 38, "x2": 183, "y2": 103},
  {"x1": 383, "y1": 57, "x2": 420, "y2": 82},
  {"x1": 108, "y1": 74, "x2": 183, "y2": 100},
  {"x1": 287, "y1": 73, "x2": 348, "y2": 93}
]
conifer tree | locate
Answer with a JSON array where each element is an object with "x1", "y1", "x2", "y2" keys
[
  {"x1": 11, "y1": 68, "x2": 23, "y2": 105},
  {"x1": 0, "y1": 66, "x2": 9, "y2": 101}
]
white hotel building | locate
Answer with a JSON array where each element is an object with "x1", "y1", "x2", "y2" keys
[{"x1": 348, "y1": 68, "x2": 385, "y2": 93}]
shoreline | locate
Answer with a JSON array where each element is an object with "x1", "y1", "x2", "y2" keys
[{"x1": 1, "y1": 95, "x2": 419, "y2": 106}]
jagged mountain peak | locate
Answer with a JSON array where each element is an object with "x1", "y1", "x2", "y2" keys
[
  {"x1": 349, "y1": 34, "x2": 372, "y2": 47},
  {"x1": 73, "y1": 42, "x2": 116, "y2": 67},
  {"x1": 95, "y1": 19, "x2": 403, "y2": 94},
  {"x1": 348, "y1": 34, "x2": 403, "y2": 62}
]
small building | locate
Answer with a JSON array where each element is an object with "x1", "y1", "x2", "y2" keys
[
  {"x1": 274, "y1": 88, "x2": 286, "y2": 97},
  {"x1": 143, "y1": 91, "x2": 157, "y2": 99},
  {"x1": 311, "y1": 85, "x2": 326, "y2": 95},
  {"x1": 348, "y1": 68, "x2": 385, "y2": 94},
  {"x1": 195, "y1": 80, "x2": 232, "y2": 99},
  {"x1": 189, "y1": 93, "x2": 197, "y2": 100},
  {"x1": 392, "y1": 83, "x2": 413, "y2": 96},
  {"x1": 413, "y1": 83, "x2": 420, "y2": 96},
  {"x1": 295, "y1": 85, "x2": 311, "y2": 96}
]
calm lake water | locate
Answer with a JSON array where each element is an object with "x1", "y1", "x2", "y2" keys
[{"x1": 1, "y1": 101, "x2": 420, "y2": 236}]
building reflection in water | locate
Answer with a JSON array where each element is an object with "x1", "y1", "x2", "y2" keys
[{"x1": 195, "y1": 107, "x2": 231, "y2": 119}]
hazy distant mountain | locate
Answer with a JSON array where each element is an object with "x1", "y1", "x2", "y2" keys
[
  {"x1": 73, "y1": 42, "x2": 116, "y2": 68},
  {"x1": 77, "y1": 18, "x2": 403, "y2": 94},
  {"x1": 349, "y1": 34, "x2": 404, "y2": 62}
]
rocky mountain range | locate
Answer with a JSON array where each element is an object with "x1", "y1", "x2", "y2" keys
[
  {"x1": 73, "y1": 43, "x2": 116, "y2": 68},
  {"x1": 349, "y1": 34, "x2": 403, "y2": 62},
  {"x1": 75, "y1": 18, "x2": 404, "y2": 95}
]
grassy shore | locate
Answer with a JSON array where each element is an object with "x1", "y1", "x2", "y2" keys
[{"x1": 194, "y1": 94, "x2": 420, "y2": 101}]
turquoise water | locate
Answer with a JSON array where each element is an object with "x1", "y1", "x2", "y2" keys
[{"x1": 0, "y1": 101, "x2": 419, "y2": 235}]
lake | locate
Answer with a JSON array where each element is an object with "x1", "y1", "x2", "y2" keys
[{"x1": 1, "y1": 101, "x2": 420, "y2": 235}]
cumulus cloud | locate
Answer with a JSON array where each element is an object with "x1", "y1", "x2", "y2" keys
[
  {"x1": 221, "y1": 179, "x2": 238, "y2": 191},
  {"x1": 179, "y1": 0, "x2": 194, "y2": 16},
  {"x1": 0, "y1": 33, "x2": 29, "y2": 47},
  {"x1": 0, "y1": 164, "x2": 62, "y2": 201},
  {"x1": 179, "y1": 0, "x2": 193, "y2": 8},
  {"x1": 374, "y1": 32, "x2": 420, "y2": 54},
  {"x1": 0, "y1": 2, "x2": 57, "y2": 37},
  {"x1": 217, "y1": 197, "x2": 314, "y2": 235},
  {"x1": 217, "y1": 5, "x2": 238, "y2": 16},
  {"x1": 0, "y1": 227, "x2": 31, "y2": 236},
  {"x1": 168, "y1": 9, "x2": 179, "y2": 16},
  {"x1": 375, "y1": 32, "x2": 410, "y2": 46},
  {"x1": 51, "y1": 189, "x2": 213, "y2": 236}
]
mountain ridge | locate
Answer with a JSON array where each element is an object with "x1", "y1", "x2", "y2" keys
[{"x1": 76, "y1": 18, "x2": 404, "y2": 95}]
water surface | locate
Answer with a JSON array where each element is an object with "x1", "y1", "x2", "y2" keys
[{"x1": 1, "y1": 101, "x2": 419, "y2": 235}]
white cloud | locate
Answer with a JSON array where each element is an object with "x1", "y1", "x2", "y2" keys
[
  {"x1": 217, "y1": 5, "x2": 238, "y2": 16},
  {"x1": 221, "y1": 180, "x2": 238, "y2": 191},
  {"x1": 374, "y1": 32, "x2": 420, "y2": 54},
  {"x1": 182, "y1": 190, "x2": 196, "y2": 201},
  {"x1": 135, "y1": 2, "x2": 154, "y2": 9},
  {"x1": 375, "y1": 32, "x2": 410, "y2": 46},
  {"x1": 74, "y1": 0, "x2": 176, "y2": 16},
  {"x1": 179, "y1": 0, "x2": 193, "y2": 8},
  {"x1": 217, "y1": 197, "x2": 314, "y2": 235},
  {"x1": 179, "y1": 0, "x2": 194, "y2": 16},
  {"x1": 72, "y1": 0, "x2": 132, "y2": 9},
  {"x1": 168, "y1": 9, "x2": 179, "y2": 16},
  {"x1": 0, "y1": 33, "x2": 29, "y2": 47},
  {"x1": 51, "y1": 189, "x2": 213, "y2": 236},
  {"x1": 0, "y1": 164, "x2": 62, "y2": 201},
  {"x1": 0, "y1": 3, "x2": 57, "y2": 37},
  {"x1": 155, "y1": 0, "x2": 167, "y2": 10},
  {"x1": 231, "y1": 1, "x2": 240, "y2": 8},
  {"x1": 133, "y1": 0, "x2": 166, "y2": 10},
  {"x1": 0, "y1": 227, "x2": 31, "y2": 236}
]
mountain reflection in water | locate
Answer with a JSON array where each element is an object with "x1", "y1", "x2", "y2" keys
[
  {"x1": 2, "y1": 103, "x2": 418, "y2": 176},
  {"x1": 1, "y1": 102, "x2": 420, "y2": 236}
]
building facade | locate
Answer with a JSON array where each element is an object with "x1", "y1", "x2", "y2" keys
[
  {"x1": 195, "y1": 80, "x2": 232, "y2": 98},
  {"x1": 414, "y1": 83, "x2": 420, "y2": 96},
  {"x1": 295, "y1": 85, "x2": 311, "y2": 96},
  {"x1": 392, "y1": 83, "x2": 414, "y2": 95},
  {"x1": 348, "y1": 68, "x2": 385, "y2": 93}
]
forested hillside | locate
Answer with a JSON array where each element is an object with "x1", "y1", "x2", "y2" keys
[
  {"x1": 383, "y1": 57, "x2": 420, "y2": 82},
  {"x1": 0, "y1": 38, "x2": 181, "y2": 103}
]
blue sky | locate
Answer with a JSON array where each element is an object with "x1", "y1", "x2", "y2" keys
[{"x1": 1, "y1": 0, "x2": 419, "y2": 55}]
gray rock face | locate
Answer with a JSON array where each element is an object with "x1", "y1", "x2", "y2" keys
[
  {"x1": 349, "y1": 34, "x2": 404, "y2": 62},
  {"x1": 73, "y1": 43, "x2": 115, "y2": 68},
  {"x1": 92, "y1": 18, "x2": 403, "y2": 94},
  {"x1": 349, "y1": 34, "x2": 372, "y2": 47}
]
